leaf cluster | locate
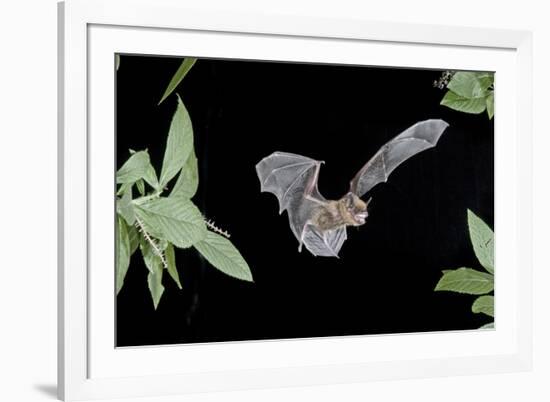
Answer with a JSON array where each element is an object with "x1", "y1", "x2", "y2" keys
[
  {"x1": 435, "y1": 210, "x2": 494, "y2": 328},
  {"x1": 115, "y1": 87, "x2": 252, "y2": 309},
  {"x1": 440, "y1": 71, "x2": 495, "y2": 119}
]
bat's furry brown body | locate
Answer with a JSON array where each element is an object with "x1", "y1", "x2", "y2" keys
[{"x1": 311, "y1": 193, "x2": 370, "y2": 232}]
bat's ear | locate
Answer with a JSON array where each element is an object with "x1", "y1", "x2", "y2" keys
[{"x1": 365, "y1": 197, "x2": 372, "y2": 209}]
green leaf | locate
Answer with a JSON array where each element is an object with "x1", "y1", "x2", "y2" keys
[
  {"x1": 435, "y1": 267, "x2": 493, "y2": 294},
  {"x1": 139, "y1": 237, "x2": 155, "y2": 274},
  {"x1": 159, "y1": 96, "x2": 194, "y2": 188},
  {"x1": 447, "y1": 71, "x2": 492, "y2": 98},
  {"x1": 165, "y1": 243, "x2": 182, "y2": 289},
  {"x1": 158, "y1": 58, "x2": 197, "y2": 105},
  {"x1": 135, "y1": 197, "x2": 206, "y2": 249},
  {"x1": 116, "y1": 188, "x2": 135, "y2": 226},
  {"x1": 140, "y1": 236, "x2": 166, "y2": 309},
  {"x1": 116, "y1": 216, "x2": 131, "y2": 295},
  {"x1": 116, "y1": 150, "x2": 159, "y2": 190},
  {"x1": 479, "y1": 322, "x2": 494, "y2": 329},
  {"x1": 136, "y1": 179, "x2": 145, "y2": 196},
  {"x1": 147, "y1": 269, "x2": 164, "y2": 310},
  {"x1": 144, "y1": 164, "x2": 160, "y2": 190},
  {"x1": 476, "y1": 72, "x2": 494, "y2": 92},
  {"x1": 467, "y1": 209, "x2": 494, "y2": 274},
  {"x1": 116, "y1": 150, "x2": 151, "y2": 184},
  {"x1": 128, "y1": 223, "x2": 139, "y2": 255},
  {"x1": 116, "y1": 182, "x2": 132, "y2": 196},
  {"x1": 486, "y1": 91, "x2": 494, "y2": 119},
  {"x1": 147, "y1": 270, "x2": 164, "y2": 310},
  {"x1": 170, "y1": 150, "x2": 199, "y2": 199},
  {"x1": 194, "y1": 231, "x2": 253, "y2": 282},
  {"x1": 440, "y1": 90, "x2": 488, "y2": 114},
  {"x1": 472, "y1": 295, "x2": 494, "y2": 317}
]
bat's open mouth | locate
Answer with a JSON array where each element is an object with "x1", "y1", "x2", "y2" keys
[{"x1": 354, "y1": 212, "x2": 368, "y2": 225}]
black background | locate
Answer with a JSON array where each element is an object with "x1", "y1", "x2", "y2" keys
[{"x1": 116, "y1": 55, "x2": 494, "y2": 347}]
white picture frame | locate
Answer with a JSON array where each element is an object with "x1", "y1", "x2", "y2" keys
[{"x1": 58, "y1": 0, "x2": 533, "y2": 400}]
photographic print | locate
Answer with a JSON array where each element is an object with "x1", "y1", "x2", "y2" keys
[{"x1": 115, "y1": 55, "x2": 494, "y2": 347}]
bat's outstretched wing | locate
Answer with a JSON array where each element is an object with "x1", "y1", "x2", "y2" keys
[
  {"x1": 256, "y1": 152, "x2": 346, "y2": 256},
  {"x1": 256, "y1": 152, "x2": 324, "y2": 212},
  {"x1": 350, "y1": 119, "x2": 449, "y2": 197},
  {"x1": 302, "y1": 226, "x2": 347, "y2": 257}
]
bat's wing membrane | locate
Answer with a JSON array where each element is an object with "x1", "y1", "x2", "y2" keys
[
  {"x1": 302, "y1": 226, "x2": 347, "y2": 257},
  {"x1": 350, "y1": 119, "x2": 449, "y2": 198},
  {"x1": 257, "y1": 152, "x2": 342, "y2": 255},
  {"x1": 256, "y1": 152, "x2": 324, "y2": 213}
]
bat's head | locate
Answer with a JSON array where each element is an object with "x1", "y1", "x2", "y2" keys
[{"x1": 341, "y1": 192, "x2": 369, "y2": 226}]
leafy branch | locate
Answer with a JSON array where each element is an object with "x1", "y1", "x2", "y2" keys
[
  {"x1": 437, "y1": 71, "x2": 495, "y2": 119},
  {"x1": 435, "y1": 210, "x2": 494, "y2": 329},
  {"x1": 115, "y1": 62, "x2": 253, "y2": 309}
]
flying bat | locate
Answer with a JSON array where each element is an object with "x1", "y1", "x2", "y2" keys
[{"x1": 255, "y1": 119, "x2": 449, "y2": 257}]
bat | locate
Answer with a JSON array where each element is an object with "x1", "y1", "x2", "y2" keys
[{"x1": 255, "y1": 119, "x2": 449, "y2": 257}]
